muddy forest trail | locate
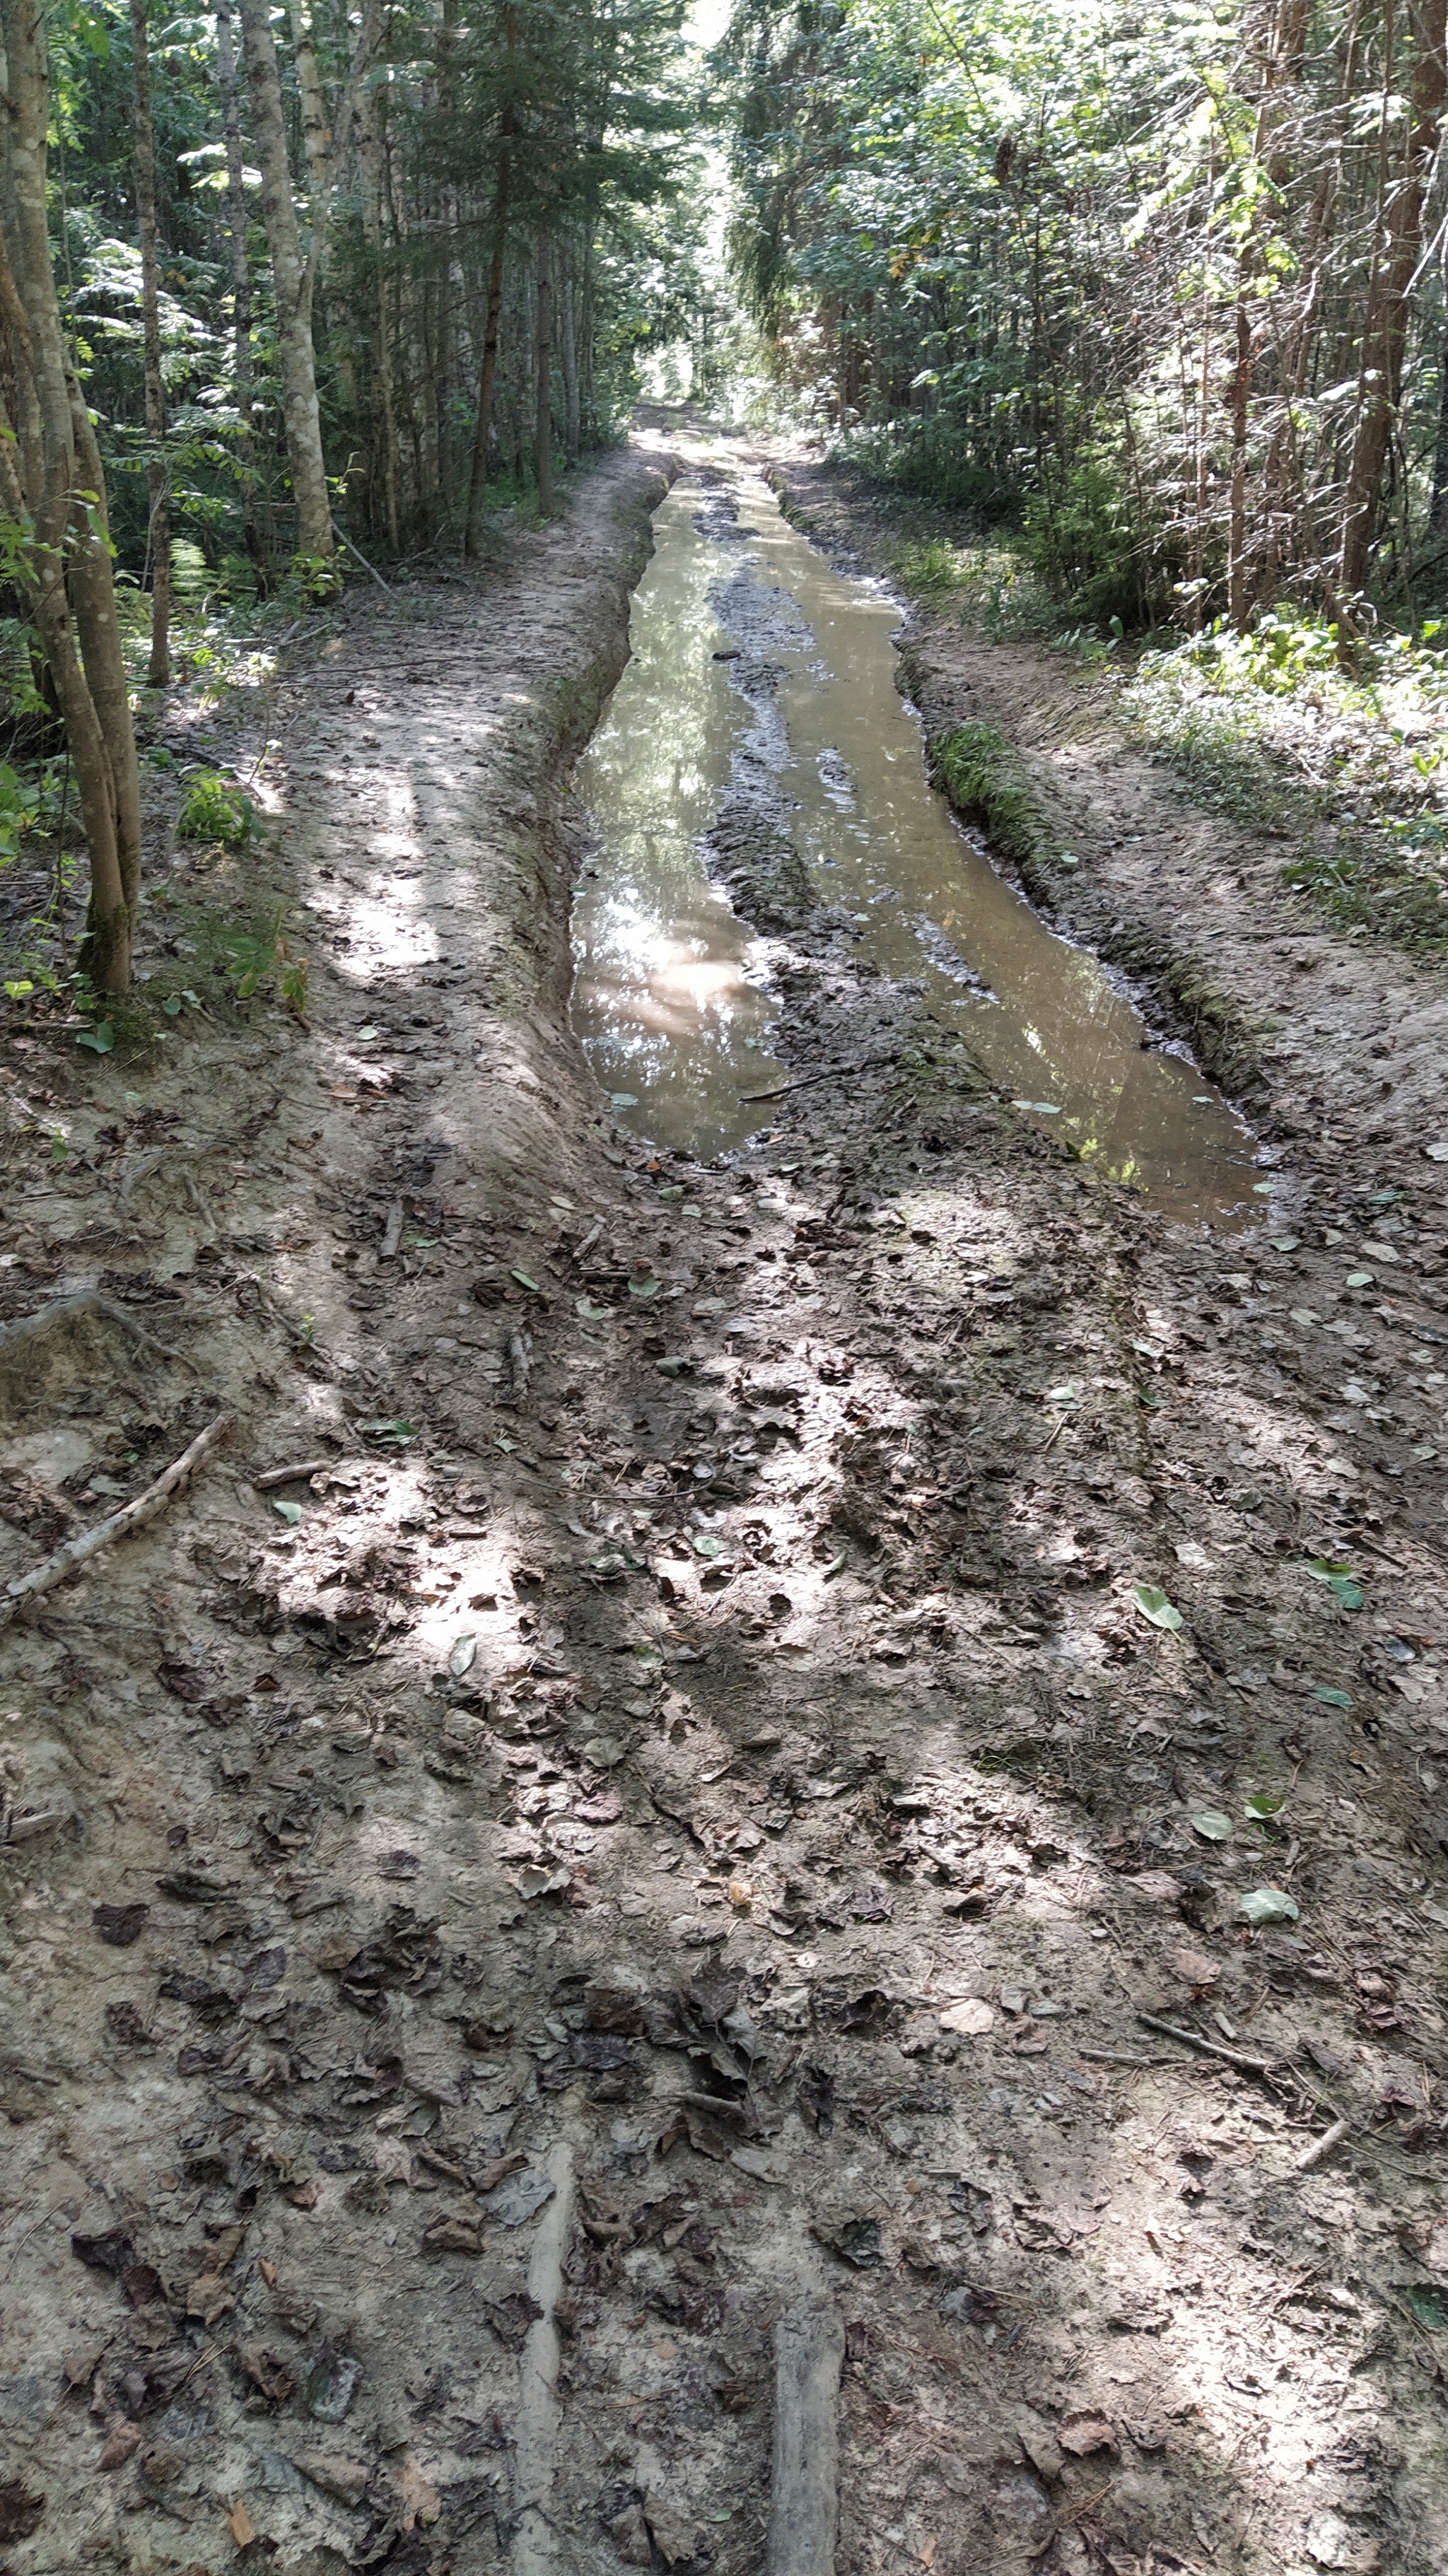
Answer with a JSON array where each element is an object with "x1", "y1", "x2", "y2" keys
[{"x1": 5, "y1": 420, "x2": 1448, "y2": 2576}]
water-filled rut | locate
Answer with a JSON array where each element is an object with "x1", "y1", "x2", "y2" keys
[{"x1": 573, "y1": 466, "x2": 1256, "y2": 1220}]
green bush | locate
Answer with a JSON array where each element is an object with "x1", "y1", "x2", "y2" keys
[
  {"x1": 177, "y1": 767, "x2": 255, "y2": 846},
  {"x1": 1022, "y1": 452, "x2": 1175, "y2": 628}
]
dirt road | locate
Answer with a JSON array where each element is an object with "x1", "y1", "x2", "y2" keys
[{"x1": 3, "y1": 424, "x2": 1447, "y2": 2576}]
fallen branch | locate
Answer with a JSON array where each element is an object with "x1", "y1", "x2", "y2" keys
[
  {"x1": 1135, "y1": 2011, "x2": 1279, "y2": 2080},
  {"x1": 0, "y1": 1289, "x2": 189, "y2": 1371},
  {"x1": 768, "y1": 2296, "x2": 843, "y2": 2576},
  {"x1": 0, "y1": 1414, "x2": 233, "y2": 1629},
  {"x1": 254, "y1": 1458, "x2": 332, "y2": 1491},
  {"x1": 740, "y1": 1053, "x2": 899, "y2": 1106},
  {"x1": 1293, "y1": 2115, "x2": 1351, "y2": 2174},
  {"x1": 332, "y1": 518, "x2": 395, "y2": 596}
]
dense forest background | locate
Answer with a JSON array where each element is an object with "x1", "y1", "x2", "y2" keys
[{"x1": 4, "y1": 0, "x2": 1448, "y2": 991}]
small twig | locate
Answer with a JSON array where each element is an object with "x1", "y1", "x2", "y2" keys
[
  {"x1": 332, "y1": 518, "x2": 395, "y2": 595},
  {"x1": 1135, "y1": 2012, "x2": 1280, "y2": 2080},
  {"x1": 1076, "y1": 2048, "x2": 1178, "y2": 2069},
  {"x1": 380, "y1": 1199, "x2": 404, "y2": 1259},
  {"x1": 253, "y1": 1458, "x2": 333, "y2": 1492},
  {"x1": 1293, "y1": 2115, "x2": 1351, "y2": 2174},
  {"x1": 0, "y1": 1415, "x2": 233, "y2": 1629}
]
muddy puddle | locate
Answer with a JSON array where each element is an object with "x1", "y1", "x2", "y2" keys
[{"x1": 573, "y1": 469, "x2": 1257, "y2": 1218}]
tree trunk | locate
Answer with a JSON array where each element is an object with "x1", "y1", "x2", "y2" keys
[
  {"x1": 1341, "y1": 0, "x2": 1448, "y2": 592},
  {"x1": 238, "y1": 0, "x2": 333, "y2": 564},
  {"x1": 464, "y1": 4, "x2": 515, "y2": 558},
  {"x1": 0, "y1": 0, "x2": 141, "y2": 992},
  {"x1": 560, "y1": 241, "x2": 580, "y2": 464},
  {"x1": 214, "y1": 0, "x2": 262, "y2": 575},
  {"x1": 128, "y1": 0, "x2": 169, "y2": 684},
  {"x1": 534, "y1": 226, "x2": 554, "y2": 515},
  {"x1": 358, "y1": 89, "x2": 400, "y2": 552}
]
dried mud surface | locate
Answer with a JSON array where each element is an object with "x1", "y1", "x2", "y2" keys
[{"x1": 3, "y1": 429, "x2": 1448, "y2": 2576}]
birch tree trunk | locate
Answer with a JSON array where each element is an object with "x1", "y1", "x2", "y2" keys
[
  {"x1": 0, "y1": 0, "x2": 141, "y2": 992},
  {"x1": 238, "y1": 0, "x2": 334, "y2": 564},
  {"x1": 128, "y1": 0, "x2": 169, "y2": 684}
]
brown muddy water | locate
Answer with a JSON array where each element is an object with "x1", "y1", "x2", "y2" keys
[{"x1": 572, "y1": 472, "x2": 1258, "y2": 1221}]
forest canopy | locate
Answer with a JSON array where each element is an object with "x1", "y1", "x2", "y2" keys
[{"x1": 722, "y1": 0, "x2": 1448, "y2": 630}]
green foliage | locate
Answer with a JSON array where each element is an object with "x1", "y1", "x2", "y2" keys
[
  {"x1": 177, "y1": 767, "x2": 255, "y2": 846},
  {"x1": 932, "y1": 720, "x2": 1055, "y2": 872},
  {"x1": 1127, "y1": 610, "x2": 1448, "y2": 952}
]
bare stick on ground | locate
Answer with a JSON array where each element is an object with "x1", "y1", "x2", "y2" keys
[
  {"x1": 511, "y1": 2141, "x2": 576, "y2": 2576},
  {"x1": 0, "y1": 1414, "x2": 233, "y2": 1629},
  {"x1": 769, "y1": 2296, "x2": 844, "y2": 2576},
  {"x1": 1295, "y1": 2115, "x2": 1352, "y2": 2174}
]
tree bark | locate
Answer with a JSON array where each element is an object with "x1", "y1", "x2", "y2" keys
[
  {"x1": 560, "y1": 239, "x2": 580, "y2": 465},
  {"x1": 214, "y1": 0, "x2": 262, "y2": 574},
  {"x1": 238, "y1": 0, "x2": 334, "y2": 563},
  {"x1": 0, "y1": 0, "x2": 141, "y2": 991},
  {"x1": 1341, "y1": 0, "x2": 1448, "y2": 592},
  {"x1": 464, "y1": 4, "x2": 515, "y2": 558},
  {"x1": 534, "y1": 226, "x2": 554, "y2": 515},
  {"x1": 358, "y1": 86, "x2": 399, "y2": 552},
  {"x1": 128, "y1": 0, "x2": 170, "y2": 684}
]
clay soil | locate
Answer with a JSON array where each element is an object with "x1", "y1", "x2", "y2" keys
[{"x1": 3, "y1": 423, "x2": 1448, "y2": 2576}]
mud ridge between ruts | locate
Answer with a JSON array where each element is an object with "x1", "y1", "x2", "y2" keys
[{"x1": 3, "y1": 426, "x2": 1448, "y2": 2576}]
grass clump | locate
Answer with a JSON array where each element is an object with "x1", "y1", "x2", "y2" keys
[{"x1": 932, "y1": 720, "x2": 1056, "y2": 875}]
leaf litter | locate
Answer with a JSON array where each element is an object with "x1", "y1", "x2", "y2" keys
[{"x1": 2, "y1": 431, "x2": 1448, "y2": 2576}]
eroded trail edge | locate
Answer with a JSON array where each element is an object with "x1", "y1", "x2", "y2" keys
[{"x1": 3, "y1": 432, "x2": 1448, "y2": 2576}]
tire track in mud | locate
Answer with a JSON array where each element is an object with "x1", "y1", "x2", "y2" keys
[{"x1": 1, "y1": 431, "x2": 1448, "y2": 2576}]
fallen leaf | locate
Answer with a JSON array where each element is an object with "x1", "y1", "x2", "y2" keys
[
  {"x1": 1190, "y1": 1810, "x2": 1233, "y2": 1842},
  {"x1": 0, "y1": 2481, "x2": 45, "y2": 2541},
  {"x1": 228, "y1": 2500, "x2": 257, "y2": 2546},
  {"x1": 1133, "y1": 1583, "x2": 1183, "y2": 1632},
  {"x1": 1058, "y1": 2411, "x2": 1116, "y2": 2457},
  {"x1": 448, "y1": 1632, "x2": 477, "y2": 1676},
  {"x1": 1237, "y1": 1887, "x2": 1300, "y2": 1926}
]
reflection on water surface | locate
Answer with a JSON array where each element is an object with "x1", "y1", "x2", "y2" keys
[{"x1": 573, "y1": 471, "x2": 1256, "y2": 1221}]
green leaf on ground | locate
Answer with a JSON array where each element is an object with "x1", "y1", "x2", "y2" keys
[
  {"x1": 510, "y1": 1269, "x2": 541, "y2": 1292},
  {"x1": 1345, "y1": 1269, "x2": 1374, "y2": 1288},
  {"x1": 1302, "y1": 1557, "x2": 1365, "y2": 1609},
  {"x1": 1133, "y1": 1583, "x2": 1184, "y2": 1630},
  {"x1": 448, "y1": 1633, "x2": 477, "y2": 1677},
  {"x1": 1237, "y1": 1887, "x2": 1300, "y2": 1926},
  {"x1": 1191, "y1": 1810, "x2": 1233, "y2": 1842},
  {"x1": 576, "y1": 1298, "x2": 614, "y2": 1321},
  {"x1": 627, "y1": 1275, "x2": 660, "y2": 1299},
  {"x1": 692, "y1": 1534, "x2": 726, "y2": 1558},
  {"x1": 1405, "y1": 2285, "x2": 1448, "y2": 2331},
  {"x1": 76, "y1": 1021, "x2": 114, "y2": 1054},
  {"x1": 272, "y1": 1498, "x2": 303, "y2": 1525},
  {"x1": 357, "y1": 1417, "x2": 416, "y2": 1445},
  {"x1": 1244, "y1": 1791, "x2": 1286, "y2": 1822},
  {"x1": 1313, "y1": 1686, "x2": 1353, "y2": 1708},
  {"x1": 609, "y1": 1092, "x2": 638, "y2": 1109}
]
